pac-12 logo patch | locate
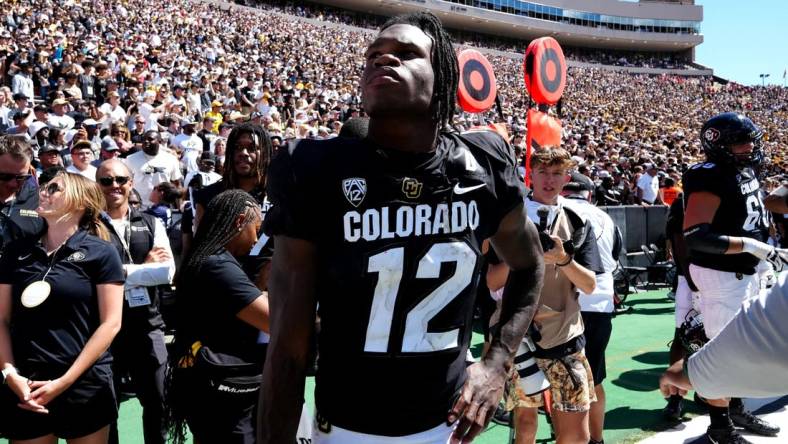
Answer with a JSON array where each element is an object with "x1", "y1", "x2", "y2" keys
[
  {"x1": 704, "y1": 128, "x2": 720, "y2": 142},
  {"x1": 342, "y1": 178, "x2": 367, "y2": 207},
  {"x1": 402, "y1": 178, "x2": 423, "y2": 199}
]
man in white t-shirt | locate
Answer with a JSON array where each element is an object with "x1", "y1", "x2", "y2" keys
[
  {"x1": 562, "y1": 172, "x2": 622, "y2": 444},
  {"x1": 124, "y1": 130, "x2": 183, "y2": 208},
  {"x1": 98, "y1": 91, "x2": 128, "y2": 131},
  {"x1": 66, "y1": 140, "x2": 97, "y2": 180},
  {"x1": 47, "y1": 98, "x2": 76, "y2": 131},
  {"x1": 636, "y1": 164, "x2": 661, "y2": 205}
]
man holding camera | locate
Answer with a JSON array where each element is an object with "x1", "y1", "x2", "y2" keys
[{"x1": 495, "y1": 147, "x2": 602, "y2": 444}]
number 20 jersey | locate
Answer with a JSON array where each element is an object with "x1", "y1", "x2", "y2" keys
[
  {"x1": 265, "y1": 130, "x2": 524, "y2": 436},
  {"x1": 682, "y1": 161, "x2": 768, "y2": 274}
]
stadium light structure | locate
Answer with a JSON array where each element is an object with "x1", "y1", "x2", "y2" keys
[{"x1": 759, "y1": 73, "x2": 770, "y2": 86}]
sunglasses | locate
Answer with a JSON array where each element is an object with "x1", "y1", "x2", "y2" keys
[
  {"x1": 97, "y1": 176, "x2": 131, "y2": 187},
  {"x1": 40, "y1": 182, "x2": 64, "y2": 196},
  {"x1": 0, "y1": 172, "x2": 32, "y2": 182}
]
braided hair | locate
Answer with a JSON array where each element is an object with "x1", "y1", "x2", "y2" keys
[
  {"x1": 166, "y1": 189, "x2": 261, "y2": 444},
  {"x1": 223, "y1": 122, "x2": 273, "y2": 191},
  {"x1": 178, "y1": 189, "x2": 260, "y2": 278},
  {"x1": 381, "y1": 12, "x2": 459, "y2": 129}
]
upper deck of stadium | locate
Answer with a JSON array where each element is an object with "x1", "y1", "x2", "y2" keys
[{"x1": 310, "y1": 0, "x2": 703, "y2": 55}]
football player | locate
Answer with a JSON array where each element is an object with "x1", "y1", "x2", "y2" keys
[
  {"x1": 259, "y1": 12, "x2": 545, "y2": 444},
  {"x1": 683, "y1": 113, "x2": 787, "y2": 443}
]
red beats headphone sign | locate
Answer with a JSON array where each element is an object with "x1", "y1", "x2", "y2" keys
[
  {"x1": 524, "y1": 37, "x2": 567, "y2": 106},
  {"x1": 457, "y1": 49, "x2": 497, "y2": 114}
]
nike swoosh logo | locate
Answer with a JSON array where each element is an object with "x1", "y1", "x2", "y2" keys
[
  {"x1": 454, "y1": 183, "x2": 486, "y2": 195},
  {"x1": 18, "y1": 253, "x2": 31, "y2": 260}
]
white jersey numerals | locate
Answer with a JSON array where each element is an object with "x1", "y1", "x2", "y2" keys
[
  {"x1": 743, "y1": 194, "x2": 766, "y2": 231},
  {"x1": 364, "y1": 241, "x2": 477, "y2": 354}
]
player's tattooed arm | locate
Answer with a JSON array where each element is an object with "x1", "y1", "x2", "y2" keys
[
  {"x1": 449, "y1": 203, "x2": 544, "y2": 444},
  {"x1": 259, "y1": 236, "x2": 318, "y2": 444}
]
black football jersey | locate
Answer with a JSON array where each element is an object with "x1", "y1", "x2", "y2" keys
[
  {"x1": 682, "y1": 162, "x2": 768, "y2": 274},
  {"x1": 265, "y1": 130, "x2": 524, "y2": 436}
]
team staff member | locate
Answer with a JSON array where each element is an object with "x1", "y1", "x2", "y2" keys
[
  {"x1": 97, "y1": 159, "x2": 175, "y2": 444},
  {"x1": 683, "y1": 113, "x2": 785, "y2": 443},
  {"x1": 496, "y1": 148, "x2": 601, "y2": 444},
  {"x1": 0, "y1": 136, "x2": 43, "y2": 252},
  {"x1": 0, "y1": 171, "x2": 124, "y2": 442},
  {"x1": 261, "y1": 13, "x2": 545, "y2": 444},
  {"x1": 168, "y1": 190, "x2": 270, "y2": 444},
  {"x1": 562, "y1": 172, "x2": 621, "y2": 444}
]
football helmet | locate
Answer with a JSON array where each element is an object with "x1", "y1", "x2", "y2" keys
[{"x1": 700, "y1": 113, "x2": 764, "y2": 167}]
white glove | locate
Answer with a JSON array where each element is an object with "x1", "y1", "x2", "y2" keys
[{"x1": 741, "y1": 238, "x2": 788, "y2": 272}]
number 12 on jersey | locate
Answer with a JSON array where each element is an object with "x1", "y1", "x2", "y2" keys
[{"x1": 364, "y1": 241, "x2": 477, "y2": 354}]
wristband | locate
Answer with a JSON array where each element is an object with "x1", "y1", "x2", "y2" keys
[
  {"x1": 556, "y1": 252, "x2": 573, "y2": 267},
  {"x1": 2, "y1": 366, "x2": 18, "y2": 384}
]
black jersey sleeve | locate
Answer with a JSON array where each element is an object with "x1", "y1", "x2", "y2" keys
[
  {"x1": 263, "y1": 140, "x2": 322, "y2": 242},
  {"x1": 459, "y1": 130, "x2": 525, "y2": 233},
  {"x1": 575, "y1": 223, "x2": 604, "y2": 274},
  {"x1": 682, "y1": 162, "x2": 726, "y2": 198}
]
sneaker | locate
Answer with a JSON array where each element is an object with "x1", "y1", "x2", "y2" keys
[
  {"x1": 491, "y1": 405, "x2": 511, "y2": 426},
  {"x1": 730, "y1": 408, "x2": 780, "y2": 436},
  {"x1": 706, "y1": 426, "x2": 753, "y2": 444},
  {"x1": 663, "y1": 396, "x2": 684, "y2": 421},
  {"x1": 666, "y1": 290, "x2": 676, "y2": 301}
]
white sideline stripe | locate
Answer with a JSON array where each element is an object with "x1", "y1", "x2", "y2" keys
[{"x1": 638, "y1": 397, "x2": 788, "y2": 443}]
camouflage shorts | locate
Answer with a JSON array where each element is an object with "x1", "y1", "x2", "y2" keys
[{"x1": 505, "y1": 350, "x2": 596, "y2": 413}]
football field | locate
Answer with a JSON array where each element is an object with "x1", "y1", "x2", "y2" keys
[{"x1": 9, "y1": 289, "x2": 785, "y2": 443}]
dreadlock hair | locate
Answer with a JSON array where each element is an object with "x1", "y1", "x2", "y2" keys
[
  {"x1": 178, "y1": 189, "x2": 260, "y2": 279},
  {"x1": 380, "y1": 12, "x2": 459, "y2": 130},
  {"x1": 166, "y1": 189, "x2": 261, "y2": 444},
  {"x1": 223, "y1": 122, "x2": 273, "y2": 191}
]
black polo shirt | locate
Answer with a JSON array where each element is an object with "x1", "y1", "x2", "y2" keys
[
  {"x1": 0, "y1": 181, "x2": 45, "y2": 254},
  {"x1": 0, "y1": 230, "x2": 125, "y2": 368}
]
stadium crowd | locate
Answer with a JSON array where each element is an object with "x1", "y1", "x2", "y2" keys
[
  {"x1": 0, "y1": 1, "x2": 787, "y2": 444},
  {"x1": 1, "y1": 0, "x2": 785, "y2": 202}
]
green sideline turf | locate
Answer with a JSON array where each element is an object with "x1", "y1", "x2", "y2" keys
[{"x1": 4, "y1": 290, "x2": 686, "y2": 444}]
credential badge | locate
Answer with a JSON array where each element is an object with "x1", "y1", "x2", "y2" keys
[{"x1": 342, "y1": 178, "x2": 367, "y2": 207}]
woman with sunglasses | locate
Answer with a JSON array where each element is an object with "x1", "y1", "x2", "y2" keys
[
  {"x1": 0, "y1": 171, "x2": 125, "y2": 443},
  {"x1": 166, "y1": 189, "x2": 270, "y2": 444},
  {"x1": 0, "y1": 136, "x2": 43, "y2": 253}
]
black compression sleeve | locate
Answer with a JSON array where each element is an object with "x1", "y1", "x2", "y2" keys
[{"x1": 683, "y1": 223, "x2": 730, "y2": 255}]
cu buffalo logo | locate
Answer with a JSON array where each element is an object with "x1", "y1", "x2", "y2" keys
[
  {"x1": 342, "y1": 178, "x2": 367, "y2": 207},
  {"x1": 67, "y1": 251, "x2": 86, "y2": 262},
  {"x1": 704, "y1": 128, "x2": 720, "y2": 142},
  {"x1": 402, "y1": 178, "x2": 423, "y2": 199}
]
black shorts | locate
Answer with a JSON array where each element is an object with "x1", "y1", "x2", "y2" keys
[
  {"x1": 172, "y1": 368, "x2": 260, "y2": 444},
  {"x1": 0, "y1": 363, "x2": 117, "y2": 440},
  {"x1": 581, "y1": 312, "x2": 613, "y2": 385}
]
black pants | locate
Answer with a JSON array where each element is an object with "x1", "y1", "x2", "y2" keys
[
  {"x1": 109, "y1": 328, "x2": 169, "y2": 444},
  {"x1": 581, "y1": 312, "x2": 613, "y2": 385}
]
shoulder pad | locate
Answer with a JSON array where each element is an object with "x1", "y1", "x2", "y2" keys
[{"x1": 454, "y1": 130, "x2": 515, "y2": 166}]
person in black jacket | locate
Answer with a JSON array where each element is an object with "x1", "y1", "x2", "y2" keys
[
  {"x1": 167, "y1": 189, "x2": 270, "y2": 444},
  {"x1": 97, "y1": 159, "x2": 175, "y2": 444}
]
